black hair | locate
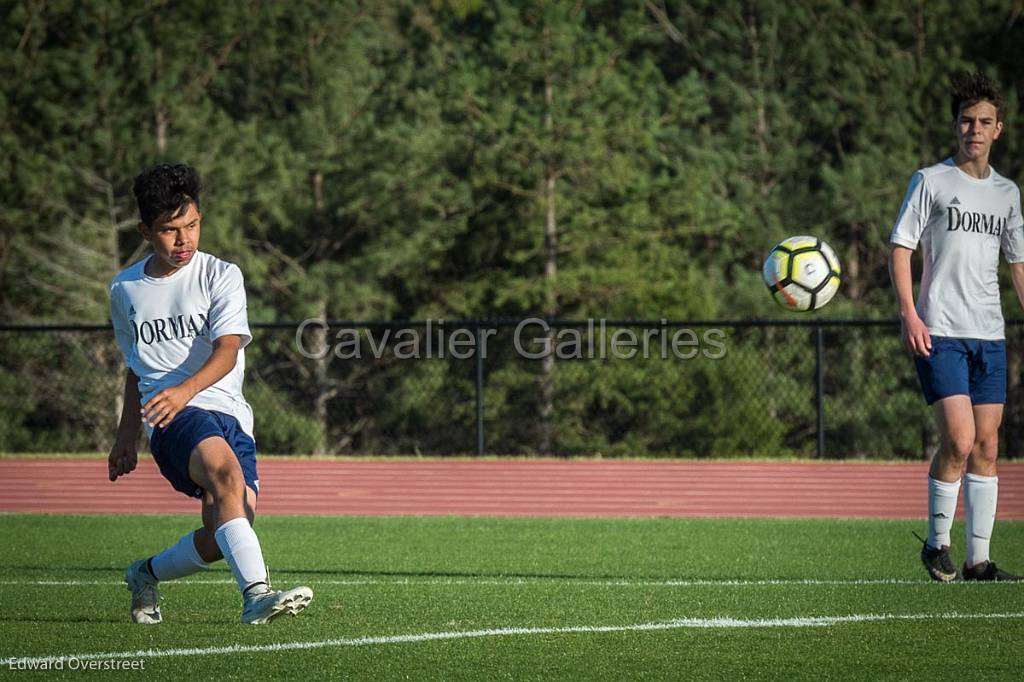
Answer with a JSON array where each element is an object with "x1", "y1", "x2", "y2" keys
[
  {"x1": 133, "y1": 164, "x2": 201, "y2": 227},
  {"x1": 950, "y1": 71, "x2": 1004, "y2": 121}
]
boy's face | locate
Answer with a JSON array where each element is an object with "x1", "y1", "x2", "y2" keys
[
  {"x1": 954, "y1": 100, "x2": 1002, "y2": 162},
  {"x1": 139, "y1": 200, "x2": 201, "y2": 274}
]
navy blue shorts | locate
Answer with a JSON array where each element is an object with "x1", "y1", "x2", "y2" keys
[
  {"x1": 913, "y1": 337, "x2": 1006, "y2": 406},
  {"x1": 149, "y1": 407, "x2": 259, "y2": 499}
]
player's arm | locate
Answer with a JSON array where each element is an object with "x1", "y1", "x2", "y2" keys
[
  {"x1": 1009, "y1": 262, "x2": 1024, "y2": 311},
  {"x1": 888, "y1": 244, "x2": 931, "y2": 357},
  {"x1": 140, "y1": 334, "x2": 243, "y2": 429},
  {"x1": 109, "y1": 369, "x2": 142, "y2": 481}
]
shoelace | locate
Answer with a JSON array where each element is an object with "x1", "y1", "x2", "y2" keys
[{"x1": 911, "y1": 530, "x2": 932, "y2": 551}]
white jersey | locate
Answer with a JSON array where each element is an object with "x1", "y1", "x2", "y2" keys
[
  {"x1": 890, "y1": 158, "x2": 1024, "y2": 340},
  {"x1": 110, "y1": 251, "x2": 254, "y2": 438}
]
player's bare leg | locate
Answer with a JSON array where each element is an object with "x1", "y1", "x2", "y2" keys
[
  {"x1": 966, "y1": 403, "x2": 1001, "y2": 478},
  {"x1": 188, "y1": 436, "x2": 313, "y2": 622},
  {"x1": 193, "y1": 485, "x2": 257, "y2": 563},
  {"x1": 930, "y1": 395, "x2": 974, "y2": 483}
]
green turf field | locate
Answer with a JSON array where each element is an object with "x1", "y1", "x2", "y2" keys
[{"x1": 1, "y1": 514, "x2": 1022, "y2": 680}]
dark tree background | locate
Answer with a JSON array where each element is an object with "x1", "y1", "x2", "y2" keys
[{"x1": 3, "y1": 1, "x2": 1023, "y2": 456}]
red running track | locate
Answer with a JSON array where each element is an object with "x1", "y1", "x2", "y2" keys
[{"x1": 1, "y1": 458, "x2": 1023, "y2": 519}]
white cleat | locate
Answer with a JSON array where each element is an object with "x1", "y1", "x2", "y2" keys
[
  {"x1": 241, "y1": 584, "x2": 313, "y2": 625},
  {"x1": 125, "y1": 559, "x2": 161, "y2": 624}
]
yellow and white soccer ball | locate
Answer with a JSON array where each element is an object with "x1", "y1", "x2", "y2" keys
[{"x1": 762, "y1": 236, "x2": 842, "y2": 312}]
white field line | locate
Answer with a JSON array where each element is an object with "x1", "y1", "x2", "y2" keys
[
  {"x1": 0, "y1": 577, "x2": 948, "y2": 588},
  {"x1": 3, "y1": 611, "x2": 1023, "y2": 667}
]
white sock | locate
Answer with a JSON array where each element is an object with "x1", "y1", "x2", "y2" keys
[
  {"x1": 927, "y1": 476, "x2": 960, "y2": 548},
  {"x1": 214, "y1": 517, "x2": 268, "y2": 594},
  {"x1": 149, "y1": 531, "x2": 210, "y2": 581},
  {"x1": 964, "y1": 472, "x2": 998, "y2": 568}
]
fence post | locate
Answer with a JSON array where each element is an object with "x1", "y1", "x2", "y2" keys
[
  {"x1": 815, "y1": 324, "x2": 825, "y2": 458},
  {"x1": 474, "y1": 323, "x2": 485, "y2": 455}
]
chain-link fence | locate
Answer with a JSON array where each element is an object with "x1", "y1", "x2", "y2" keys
[{"x1": 5, "y1": 320, "x2": 1024, "y2": 459}]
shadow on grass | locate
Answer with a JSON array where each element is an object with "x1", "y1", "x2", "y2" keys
[
  {"x1": 0, "y1": 563, "x2": 654, "y2": 581},
  {"x1": 0, "y1": 616, "x2": 125, "y2": 625},
  {"x1": 265, "y1": 567, "x2": 659, "y2": 581}
]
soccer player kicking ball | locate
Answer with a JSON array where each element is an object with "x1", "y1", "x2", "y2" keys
[
  {"x1": 108, "y1": 164, "x2": 313, "y2": 622},
  {"x1": 889, "y1": 72, "x2": 1024, "y2": 582}
]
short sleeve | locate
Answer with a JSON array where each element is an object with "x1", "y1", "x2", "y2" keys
[
  {"x1": 1002, "y1": 186, "x2": 1024, "y2": 264},
  {"x1": 207, "y1": 264, "x2": 252, "y2": 347},
  {"x1": 890, "y1": 172, "x2": 931, "y2": 250},
  {"x1": 109, "y1": 283, "x2": 135, "y2": 362}
]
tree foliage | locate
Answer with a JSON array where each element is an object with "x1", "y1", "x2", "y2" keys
[{"x1": 2, "y1": 0, "x2": 1023, "y2": 456}]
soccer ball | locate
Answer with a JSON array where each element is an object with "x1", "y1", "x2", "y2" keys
[{"x1": 762, "y1": 236, "x2": 842, "y2": 312}]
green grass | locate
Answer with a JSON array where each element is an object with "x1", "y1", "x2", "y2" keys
[{"x1": 1, "y1": 514, "x2": 1022, "y2": 680}]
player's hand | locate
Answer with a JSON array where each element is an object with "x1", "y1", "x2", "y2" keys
[
  {"x1": 108, "y1": 439, "x2": 138, "y2": 482},
  {"x1": 900, "y1": 313, "x2": 932, "y2": 358},
  {"x1": 141, "y1": 381, "x2": 196, "y2": 429}
]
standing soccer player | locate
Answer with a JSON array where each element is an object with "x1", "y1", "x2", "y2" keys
[
  {"x1": 889, "y1": 72, "x2": 1024, "y2": 582},
  {"x1": 108, "y1": 164, "x2": 313, "y2": 622}
]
